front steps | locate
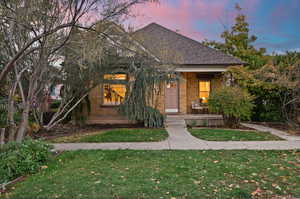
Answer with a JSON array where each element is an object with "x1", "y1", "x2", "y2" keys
[{"x1": 165, "y1": 116, "x2": 187, "y2": 128}]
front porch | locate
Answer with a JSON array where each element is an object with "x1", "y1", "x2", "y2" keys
[{"x1": 164, "y1": 71, "x2": 223, "y2": 115}]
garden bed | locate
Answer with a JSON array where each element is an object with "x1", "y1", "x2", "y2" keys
[
  {"x1": 34, "y1": 123, "x2": 144, "y2": 140},
  {"x1": 4, "y1": 150, "x2": 300, "y2": 199},
  {"x1": 188, "y1": 128, "x2": 284, "y2": 141},
  {"x1": 249, "y1": 122, "x2": 300, "y2": 136},
  {"x1": 51, "y1": 128, "x2": 168, "y2": 143}
]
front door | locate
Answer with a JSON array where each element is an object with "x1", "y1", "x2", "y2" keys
[{"x1": 165, "y1": 81, "x2": 179, "y2": 113}]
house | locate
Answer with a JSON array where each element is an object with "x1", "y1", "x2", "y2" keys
[{"x1": 87, "y1": 23, "x2": 244, "y2": 124}]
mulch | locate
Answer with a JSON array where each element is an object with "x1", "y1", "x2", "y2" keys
[{"x1": 249, "y1": 122, "x2": 300, "y2": 135}]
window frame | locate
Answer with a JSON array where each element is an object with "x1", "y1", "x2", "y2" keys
[
  {"x1": 198, "y1": 79, "x2": 211, "y2": 104},
  {"x1": 101, "y1": 73, "x2": 128, "y2": 107}
]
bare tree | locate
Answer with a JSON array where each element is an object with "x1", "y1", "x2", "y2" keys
[
  {"x1": 0, "y1": 0, "x2": 157, "y2": 142},
  {"x1": 0, "y1": 0, "x2": 156, "y2": 83}
]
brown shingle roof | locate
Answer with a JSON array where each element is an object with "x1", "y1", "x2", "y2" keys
[{"x1": 132, "y1": 23, "x2": 245, "y2": 65}]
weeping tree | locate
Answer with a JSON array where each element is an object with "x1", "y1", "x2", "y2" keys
[
  {"x1": 65, "y1": 21, "x2": 176, "y2": 128},
  {"x1": 45, "y1": 20, "x2": 175, "y2": 130},
  {"x1": 119, "y1": 58, "x2": 175, "y2": 128}
]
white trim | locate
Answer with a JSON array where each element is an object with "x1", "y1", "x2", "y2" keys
[
  {"x1": 175, "y1": 68, "x2": 227, "y2": 72},
  {"x1": 165, "y1": 109, "x2": 179, "y2": 113}
]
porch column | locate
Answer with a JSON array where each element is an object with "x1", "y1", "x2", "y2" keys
[{"x1": 179, "y1": 72, "x2": 187, "y2": 114}]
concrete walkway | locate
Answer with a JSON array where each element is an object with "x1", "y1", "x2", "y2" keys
[{"x1": 54, "y1": 117, "x2": 300, "y2": 151}]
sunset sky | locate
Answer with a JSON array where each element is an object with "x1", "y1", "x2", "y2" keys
[{"x1": 130, "y1": 0, "x2": 300, "y2": 54}]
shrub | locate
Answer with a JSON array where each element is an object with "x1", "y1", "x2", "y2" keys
[
  {"x1": 0, "y1": 138, "x2": 53, "y2": 184},
  {"x1": 208, "y1": 86, "x2": 254, "y2": 128},
  {"x1": 119, "y1": 105, "x2": 165, "y2": 128}
]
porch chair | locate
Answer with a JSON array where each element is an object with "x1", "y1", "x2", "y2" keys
[{"x1": 191, "y1": 99, "x2": 209, "y2": 114}]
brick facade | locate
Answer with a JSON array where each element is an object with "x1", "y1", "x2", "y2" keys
[{"x1": 87, "y1": 72, "x2": 224, "y2": 123}]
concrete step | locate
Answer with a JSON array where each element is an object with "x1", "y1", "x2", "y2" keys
[{"x1": 165, "y1": 119, "x2": 186, "y2": 128}]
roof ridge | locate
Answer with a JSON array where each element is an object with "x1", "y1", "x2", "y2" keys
[
  {"x1": 144, "y1": 23, "x2": 245, "y2": 63},
  {"x1": 135, "y1": 22, "x2": 210, "y2": 48},
  {"x1": 132, "y1": 22, "x2": 245, "y2": 65}
]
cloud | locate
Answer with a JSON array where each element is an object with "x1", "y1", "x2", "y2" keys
[
  {"x1": 126, "y1": 0, "x2": 300, "y2": 52},
  {"x1": 129, "y1": 0, "x2": 230, "y2": 41}
]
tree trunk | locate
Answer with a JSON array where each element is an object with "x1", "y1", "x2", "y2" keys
[
  {"x1": 7, "y1": 79, "x2": 18, "y2": 142},
  {"x1": 8, "y1": 126, "x2": 17, "y2": 142},
  {"x1": 0, "y1": 128, "x2": 5, "y2": 147},
  {"x1": 16, "y1": 103, "x2": 30, "y2": 143},
  {"x1": 223, "y1": 115, "x2": 240, "y2": 129}
]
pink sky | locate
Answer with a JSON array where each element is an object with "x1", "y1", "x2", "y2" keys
[
  {"x1": 129, "y1": 0, "x2": 233, "y2": 41},
  {"x1": 126, "y1": 0, "x2": 300, "y2": 53}
]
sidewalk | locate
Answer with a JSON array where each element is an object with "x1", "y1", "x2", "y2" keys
[{"x1": 53, "y1": 118, "x2": 300, "y2": 151}]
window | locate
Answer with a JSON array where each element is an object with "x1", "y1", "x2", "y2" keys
[
  {"x1": 199, "y1": 80, "x2": 210, "y2": 103},
  {"x1": 104, "y1": 74, "x2": 127, "y2": 80},
  {"x1": 103, "y1": 74, "x2": 127, "y2": 105}
]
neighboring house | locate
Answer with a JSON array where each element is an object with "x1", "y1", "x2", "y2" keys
[{"x1": 87, "y1": 23, "x2": 244, "y2": 124}]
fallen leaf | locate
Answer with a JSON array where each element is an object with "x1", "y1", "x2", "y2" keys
[
  {"x1": 251, "y1": 187, "x2": 263, "y2": 196},
  {"x1": 272, "y1": 183, "x2": 281, "y2": 190},
  {"x1": 193, "y1": 181, "x2": 201, "y2": 185}
]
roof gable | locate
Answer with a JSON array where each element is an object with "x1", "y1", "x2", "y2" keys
[{"x1": 132, "y1": 23, "x2": 245, "y2": 65}]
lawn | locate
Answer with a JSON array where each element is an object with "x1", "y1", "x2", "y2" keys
[
  {"x1": 189, "y1": 128, "x2": 284, "y2": 141},
  {"x1": 51, "y1": 128, "x2": 168, "y2": 143},
  {"x1": 4, "y1": 150, "x2": 300, "y2": 199}
]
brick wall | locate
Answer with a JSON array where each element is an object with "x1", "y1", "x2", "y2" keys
[
  {"x1": 180, "y1": 72, "x2": 223, "y2": 114},
  {"x1": 88, "y1": 85, "x2": 126, "y2": 119},
  {"x1": 88, "y1": 72, "x2": 224, "y2": 118}
]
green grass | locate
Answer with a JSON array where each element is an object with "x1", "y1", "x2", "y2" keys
[
  {"x1": 4, "y1": 150, "x2": 300, "y2": 199},
  {"x1": 52, "y1": 128, "x2": 168, "y2": 143},
  {"x1": 189, "y1": 128, "x2": 284, "y2": 141}
]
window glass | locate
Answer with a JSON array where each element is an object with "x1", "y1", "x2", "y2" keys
[
  {"x1": 104, "y1": 74, "x2": 127, "y2": 80},
  {"x1": 103, "y1": 84, "x2": 126, "y2": 105},
  {"x1": 103, "y1": 74, "x2": 127, "y2": 105},
  {"x1": 199, "y1": 81, "x2": 210, "y2": 103}
]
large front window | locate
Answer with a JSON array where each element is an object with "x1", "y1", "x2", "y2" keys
[
  {"x1": 103, "y1": 74, "x2": 127, "y2": 105},
  {"x1": 199, "y1": 80, "x2": 210, "y2": 103}
]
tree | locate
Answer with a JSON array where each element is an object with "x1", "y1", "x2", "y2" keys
[
  {"x1": 119, "y1": 59, "x2": 174, "y2": 128},
  {"x1": 0, "y1": 0, "x2": 158, "y2": 142},
  {"x1": 226, "y1": 52, "x2": 300, "y2": 128},
  {"x1": 0, "y1": 0, "x2": 156, "y2": 83},
  {"x1": 203, "y1": 4, "x2": 266, "y2": 69}
]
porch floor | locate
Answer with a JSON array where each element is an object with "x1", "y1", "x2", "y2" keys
[
  {"x1": 166, "y1": 114, "x2": 222, "y2": 120},
  {"x1": 167, "y1": 114, "x2": 224, "y2": 127}
]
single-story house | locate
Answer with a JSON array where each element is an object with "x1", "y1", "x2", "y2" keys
[{"x1": 87, "y1": 23, "x2": 244, "y2": 124}]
